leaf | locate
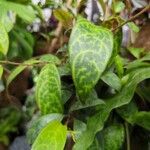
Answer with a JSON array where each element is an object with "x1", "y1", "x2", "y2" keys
[
  {"x1": 70, "y1": 90, "x2": 105, "y2": 111},
  {"x1": 101, "y1": 71, "x2": 122, "y2": 91},
  {"x1": 115, "y1": 55, "x2": 124, "y2": 78},
  {"x1": 117, "y1": 102, "x2": 150, "y2": 130},
  {"x1": 0, "y1": 6, "x2": 15, "y2": 32},
  {"x1": 53, "y1": 9, "x2": 73, "y2": 28},
  {"x1": 31, "y1": 121, "x2": 67, "y2": 150},
  {"x1": 27, "y1": 113, "x2": 63, "y2": 144},
  {"x1": 0, "y1": 1, "x2": 36, "y2": 22},
  {"x1": 73, "y1": 67, "x2": 150, "y2": 149},
  {"x1": 128, "y1": 47, "x2": 144, "y2": 59},
  {"x1": 103, "y1": 124, "x2": 125, "y2": 150},
  {"x1": 39, "y1": 54, "x2": 61, "y2": 65},
  {"x1": 7, "y1": 59, "x2": 40, "y2": 86},
  {"x1": 36, "y1": 64, "x2": 63, "y2": 114},
  {"x1": 128, "y1": 22, "x2": 140, "y2": 33},
  {"x1": 114, "y1": 1, "x2": 125, "y2": 13},
  {"x1": 69, "y1": 17, "x2": 113, "y2": 102},
  {"x1": 0, "y1": 23, "x2": 9, "y2": 55},
  {"x1": 0, "y1": 65, "x2": 3, "y2": 79}
]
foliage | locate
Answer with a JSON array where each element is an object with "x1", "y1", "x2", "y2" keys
[{"x1": 0, "y1": 0, "x2": 150, "y2": 149}]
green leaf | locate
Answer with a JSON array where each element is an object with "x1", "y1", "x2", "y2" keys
[
  {"x1": 7, "y1": 59, "x2": 40, "y2": 86},
  {"x1": 128, "y1": 47, "x2": 144, "y2": 58},
  {"x1": 117, "y1": 102, "x2": 150, "y2": 130},
  {"x1": 0, "y1": 23, "x2": 9, "y2": 55},
  {"x1": 69, "y1": 17, "x2": 113, "y2": 102},
  {"x1": 0, "y1": 6, "x2": 15, "y2": 32},
  {"x1": 101, "y1": 71, "x2": 122, "y2": 91},
  {"x1": 36, "y1": 64, "x2": 63, "y2": 114},
  {"x1": 115, "y1": 55, "x2": 124, "y2": 78},
  {"x1": 114, "y1": 1, "x2": 125, "y2": 13},
  {"x1": 0, "y1": 65, "x2": 3, "y2": 79},
  {"x1": 27, "y1": 114, "x2": 63, "y2": 144},
  {"x1": 70, "y1": 90, "x2": 105, "y2": 111},
  {"x1": 31, "y1": 121, "x2": 67, "y2": 150},
  {"x1": 39, "y1": 54, "x2": 61, "y2": 65},
  {"x1": 73, "y1": 67, "x2": 150, "y2": 149},
  {"x1": 103, "y1": 124, "x2": 125, "y2": 150},
  {"x1": 128, "y1": 22, "x2": 140, "y2": 33},
  {"x1": 0, "y1": 1, "x2": 36, "y2": 22},
  {"x1": 53, "y1": 9, "x2": 73, "y2": 28}
]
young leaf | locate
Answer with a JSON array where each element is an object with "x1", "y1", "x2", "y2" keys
[
  {"x1": 27, "y1": 114, "x2": 63, "y2": 144},
  {"x1": 69, "y1": 17, "x2": 113, "y2": 102},
  {"x1": 0, "y1": 23, "x2": 9, "y2": 55},
  {"x1": 103, "y1": 124, "x2": 125, "y2": 150},
  {"x1": 36, "y1": 64, "x2": 63, "y2": 114},
  {"x1": 31, "y1": 121, "x2": 67, "y2": 150}
]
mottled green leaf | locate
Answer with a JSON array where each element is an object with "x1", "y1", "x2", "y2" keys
[
  {"x1": 0, "y1": 23, "x2": 9, "y2": 55},
  {"x1": 27, "y1": 114, "x2": 63, "y2": 144},
  {"x1": 128, "y1": 47, "x2": 144, "y2": 58},
  {"x1": 103, "y1": 124, "x2": 125, "y2": 150},
  {"x1": 69, "y1": 17, "x2": 113, "y2": 102},
  {"x1": 73, "y1": 67, "x2": 150, "y2": 149},
  {"x1": 40, "y1": 54, "x2": 61, "y2": 65},
  {"x1": 36, "y1": 64, "x2": 63, "y2": 114},
  {"x1": 31, "y1": 121, "x2": 67, "y2": 150}
]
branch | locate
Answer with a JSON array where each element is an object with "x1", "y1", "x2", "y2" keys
[
  {"x1": 0, "y1": 60, "x2": 50, "y2": 67},
  {"x1": 112, "y1": 5, "x2": 150, "y2": 32}
]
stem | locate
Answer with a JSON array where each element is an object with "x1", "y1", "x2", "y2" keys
[
  {"x1": 0, "y1": 60, "x2": 49, "y2": 67},
  {"x1": 125, "y1": 122, "x2": 130, "y2": 150},
  {"x1": 112, "y1": 5, "x2": 150, "y2": 32}
]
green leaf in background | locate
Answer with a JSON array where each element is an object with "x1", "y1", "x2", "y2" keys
[
  {"x1": 0, "y1": 23, "x2": 9, "y2": 55},
  {"x1": 117, "y1": 102, "x2": 150, "y2": 130},
  {"x1": 69, "y1": 17, "x2": 113, "y2": 102},
  {"x1": 73, "y1": 67, "x2": 150, "y2": 149},
  {"x1": 0, "y1": 65, "x2": 3, "y2": 79},
  {"x1": 7, "y1": 59, "x2": 40, "y2": 86},
  {"x1": 32, "y1": 121, "x2": 67, "y2": 150},
  {"x1": 53, "y1": 9, "x2": 73, "y2": 28},
  {"x1": 103, "y1": 124, "x2": 125, "y2": 150},
  {"x1": 128, "y1": 47, "x2": 144, "y2": 59},
  {"x1": 127, "y1": 22, "x2": 140, "y2": 33},
  {"x1": 27, "y1": 114, "x2": 63, "y2": 144},
  {"x1": 0, "y1": 1, "x2": 36, "y2": 23},
  {"x1": 114, "y1": 1, "x2": 125, "y2": 13},
  {"x1": 101, "y1": 71, "x2": 122, "y2": 91},
  {"x1": 36, "y1": 64, "x2": 63, "y2": 114},
  {"x1": 0, "y1": 6, "x2": 15, "y2": 32}
]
